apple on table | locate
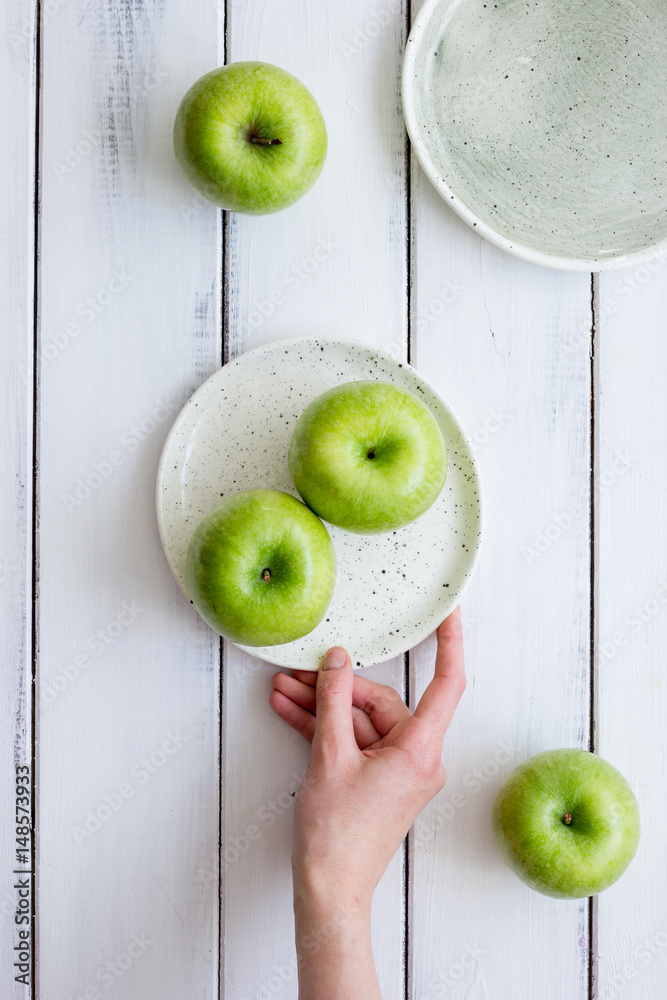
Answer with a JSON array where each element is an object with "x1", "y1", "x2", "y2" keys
[
  {"x1": 173, "y1": 61, "x2": 327, "y2": 214},
  {"x1": 492, "y1": 748, "x2": 640, "y2": 899}
]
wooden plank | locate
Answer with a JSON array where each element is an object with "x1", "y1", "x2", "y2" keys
[
  {"x1": 408, "y1": 137, "x2": 593, "y2": 996},
  {"x1": 596, "y1": 259, "x2": 667, "y2": 1000},
  {"x1": 0, "y1": 4, "x2": 36, "y2": 998},
  {"x1": 223, "y1": 2, "x2": 409, "y2": 997},
  {"x1": 37, "y1": 2, "x2": 223, "y2": 997}
]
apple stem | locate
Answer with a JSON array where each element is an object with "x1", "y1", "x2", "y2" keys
[
  {"x1": 262, "y1": 569, "x2": 271, "y2": 582},
  {"x1": 249, "y1": 136, "x2": 282, "y2": 146},
  {"x1": 562, "y1": 812, "x2": 572, "y2": 825}
]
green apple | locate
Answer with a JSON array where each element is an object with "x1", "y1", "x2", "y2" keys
[
  {"x1": 173, "y1": 61, "x2": 327, "y2": 214},
  {"x1": 186, "y1": 489, "x2": 335, "y2": 646},
  {"x1": 492, "y1": 749, "x2": 640, "y2": 899},
  {"x1": 288, "y1": 380, "x2": 447, "y2": 534}
]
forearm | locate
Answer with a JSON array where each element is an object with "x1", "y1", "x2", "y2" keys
[{"x1": 293, "y1": 883, "x2": 381, "y2": 1000}]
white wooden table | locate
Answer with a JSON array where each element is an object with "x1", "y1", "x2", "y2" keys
[{"x1": 3, "y1": 2, "x2": 666, "y2": 997}]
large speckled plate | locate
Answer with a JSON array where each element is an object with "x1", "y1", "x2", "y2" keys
[
  {"x1": 403, "y1": 0, "x2": 667, "y2": 270},
  {"x1": 156, "y1": 338, "x2": 482, "y2": 670}
]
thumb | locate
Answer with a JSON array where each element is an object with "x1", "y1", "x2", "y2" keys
[{"x1": 312, "y1": 647, "x2": 356, "y2": 760}]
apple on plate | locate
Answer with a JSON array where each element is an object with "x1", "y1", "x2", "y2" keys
[
  {"x1": 173, "y1": 61, "x2": 327, "y2": 214},
  {"x1": 288, "y1": 380, "x2": 447, "y2": 534},
  {"x1": 492, "y1": 749, "x2": 640, "y2": 899},
  {"x1": 186, "y1": 489, "x2": 336, "y2": 646}
]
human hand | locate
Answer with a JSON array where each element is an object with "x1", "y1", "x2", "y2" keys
[{"x1": 269, "y1": 607, "x2": 466, "y2": 909}]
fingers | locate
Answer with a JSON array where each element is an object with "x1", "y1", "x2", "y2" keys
[
  {"x1": 312, "y1": 647, "x2": 357, "y2": 761},
  {"x1": 413, "y1": 607, "x2": 466, "y2": 737},
  {"x1": 272, "y1": 671, "x2": 318, "y2": 713},
  {"x1": 272, "y1": 651, "x2": 417, "y2": 750},
  {"x1": 351, "y1": 674, "x2": 412, "y2": 735},
  {"x1": 271, "y1": 671, "x2": 381, "y2": 748},
  {"x1": 291, "y1": 669, "x2": 411, "y2": 738},
  {"x1": 283, "y1": 672, "x2": 409, "y2": 739},
  {"x1": 275, "y1": 666, "x2": 411, "y2": 742},
  {"x1": 269, "y1": 688, "x2": 316, "y2": 742},
  {"x1": 291, "y1": 669, "x2": 318, "y2": 687}
]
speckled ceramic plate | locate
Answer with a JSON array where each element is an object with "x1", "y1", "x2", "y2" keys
[
  {"x1": 403, "y1": 0, "x2": 667, "y2": 270},
  {"x1": 156, "y1": 338, "x2": 482, "y2": 670}
]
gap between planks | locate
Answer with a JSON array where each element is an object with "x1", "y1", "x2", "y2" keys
[
  {"x1": 588, "y1": 270, "x2": 600, "y2": 1000},
  {"x1": 219, "y1": 10, "x2": 229, "y2": 998},
  {"x1": 403, "y1": 2, "x2": 414, "y2": 996},
  {"x1": 31, "y1": 0, "x2": 43, "y2": 996}
]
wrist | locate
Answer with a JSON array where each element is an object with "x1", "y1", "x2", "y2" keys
[
  {"x1": 293, "y1": 889, "x2": 372, "y2": 945},
  {"x1": 292, "y1": 873, "x2": 380, "y2": 1000},
  {"x1": 292, "y1": 858, "x2": 375, "y2": 919},
  {"x1": 293, "y1": 879, "x2": 373, "y2": 976}
]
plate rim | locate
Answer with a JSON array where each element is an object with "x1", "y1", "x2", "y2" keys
[
  {"x1": 155, "y1": 335, "x2": 484, "y2": 668},
  {"x1": 402, "y1": 0, "x2": 667, "y2": 272}
]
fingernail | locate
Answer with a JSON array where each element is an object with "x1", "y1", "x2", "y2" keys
[{"x1": 322, "y1": 647, "x2": 346, "y2": 670}]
